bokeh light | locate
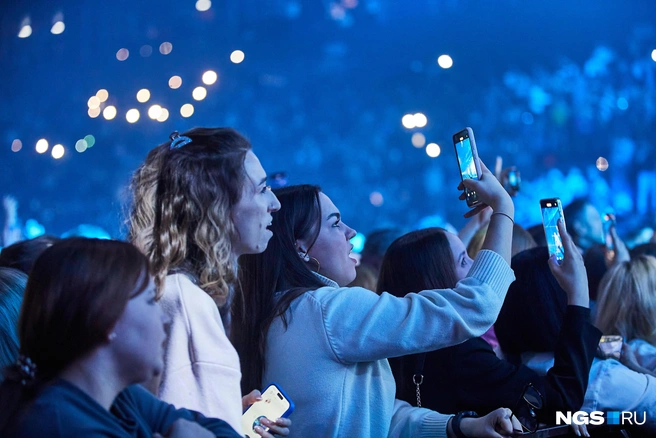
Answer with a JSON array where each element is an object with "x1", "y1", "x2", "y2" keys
[
  {"x1": 652, "y1": 49, "x2": 656, "y2": 62},
  {"x1": 88, "y1": 107, "x2": 101, "y2": 118},
  {"x1": 160, "y1": 42, "x2": 173, "y2": 55},
  {"x1": 192, "y1": 86, "x2": 207, "y2": 100},
  {"x1": 413, "y1": 112, "x2": 427, "y2": 128},
  {"x1": 202, "y1": 70, "x2": 218, "y2": 85},
  {"x1": 36, "y1": 139, "x2": 48, "y2": 154},
  {"x1": 103, "y1": 105, "x2": 117, "y2": 120},
  {"x1": 116, "y1": 48, "x2": 129, "y2": 61},
  {"x1": 402, "y1": 114, "x2": 416, "y2": 129},
  {"x1": 75, "y1": 139, "x2": 88, "y2": 153},
  {"x1": 230, "y1": 50, "x2": 245, "y2": 64},
  {"x1": 140, "y1": 45, "x2": 153, "y2": 57},
  {"x1": 196, "y1": 0, "x2": 212, "y2": 11},
  {"x1": 596, "y1": 156, "x2": 609, "y2": 171},
  {"x1": 369, "y1": 191, "x2": 384, "y2": 206},
  {"x1": 437, "y1": 54, "x2": 453, "y2": 69},
  {"x1": 136, "y1": 89, "x2": 151, "y2": 103},
  {"x1": 426, "y1": 143, "x2": 441, "y2": 158},
  {"x1": 180, "y1": 104, "x2": 194, "y2": 118},
  {"x1": 96, "y1": 89, "x2": 109, "y2": 102},
  {"x1": 51, "y1": 144, "x2": 65, "y2": 159},
  {"x1": 18, "y1": 25, "x2": 32, "y2": 39},
  {"x1": 87, "y1": 96, "x2": 100, "y2": 109},
  {"x1": 169, "y1": 75, "x2": 182, "y2": 89},
  {"x1": 617, "y1": 97, "x2": 628, "y2": 110},
  {"x1": 148, "y1": 104, "x2": 163, "y2": 119},
  {"x1": 126, "y1": 109, "x2": 140, "y2": 123},
  {"x1": 157, "y1": 108, "x2": 170, "y2": 122},
  {"x1": 411, "y1": 132, "x2": 426, "y2": 148},
  {"x1": 84, "y1": 135, "x2": 96, "y2": 147},
  {"x1": 11, "y1": 139, "x2": 22, "y2": 152},
  {"x1": 51, "y1": 21, "x2": 65, "y2": 35}
]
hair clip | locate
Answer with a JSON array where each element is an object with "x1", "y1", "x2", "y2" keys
[
  {"x1": 169, "y1": 131, "x2": 192, "y2": 150},
  {"x1": 16, "y1": 354, "x2": 37, "y2": 385}
]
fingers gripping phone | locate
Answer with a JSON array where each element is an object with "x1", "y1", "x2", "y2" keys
[
  {"x1": 453, "y1": 128, "x2": 482, "y2": 207},
  {"x1": 540, "y1": 198, "x2": 566, "y2": 263},
  {"x1": 242, "y1": 383, "x2": 294, "y2": 438}
]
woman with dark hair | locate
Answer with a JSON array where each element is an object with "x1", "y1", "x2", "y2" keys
[
  {"x1": 0, "y1": 238, "x2": 240, "y2": 437},
  {"x1": 0, "y1": 267, "x2": 26, "y2": 381},
  {"x1": 0, "y1": 235, "x2": 60, "y2": 275},
  {"x1": 378, "y1": 221, "x2": 600, "y2": 431},
  {"x1": 234, "y1": 161, "x2": 521, "y2": 438},
  {"x1": 129, "y1": 128, "x2": 289, "y2": 437},
  {"x1": 496, "y1": 246, "x2": 656, "y2": 433}
]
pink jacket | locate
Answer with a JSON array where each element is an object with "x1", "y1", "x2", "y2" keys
[{"x1": 158, "y1": 273, "x2": 243, "y2": 435}]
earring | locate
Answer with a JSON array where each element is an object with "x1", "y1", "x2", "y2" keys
[
  {"x1": 309, "y1": 256, "x2": 321, "y2": 272},
  {"x1": 298, "y1": 251, "x2": 310, "y2": 262}
]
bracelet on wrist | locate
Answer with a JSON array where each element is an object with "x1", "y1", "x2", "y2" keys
[
  {"x1": 452, "y1": 411, "x2": 479, "y2": 438},
  {"x1": 491, "y1": 211, "x2": 514, "y2": 225}
]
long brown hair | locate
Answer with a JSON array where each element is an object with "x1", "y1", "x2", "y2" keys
[
  {"x1": 595, "y1": 255, "x2": 656, "y2": 345},
  {"x1": 0, "y1": 238, "x2": 150, "y2": 433},
  {"x1": 376, "y1": 228, "x2": 458, "y2": 404},
  {"x1": 233, "y1": 185, "x2": 325, "y2": 393},
  {"x1": 129, "y1": 127, "x2": 251, "y2": 307}
]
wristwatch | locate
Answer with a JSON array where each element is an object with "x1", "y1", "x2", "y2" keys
[{"x1": 452, "y1": 410, "x2": 479, "y2": 438}]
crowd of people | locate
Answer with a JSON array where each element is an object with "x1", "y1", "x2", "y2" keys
[{"x1": 0, "y1": 127, "x2": 655, "y2": 437}]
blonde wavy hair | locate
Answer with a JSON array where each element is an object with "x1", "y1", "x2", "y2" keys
[
  {"x1": 595, "y1": 255, "x2": 656, "y2": 345},
  {"x1": 128, "y1": 128, "x2": 251, "y2": 307}
]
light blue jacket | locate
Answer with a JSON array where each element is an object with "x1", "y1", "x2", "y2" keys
[{"x1": 263, "y1": 250, "x2": 515, "y2": 437}]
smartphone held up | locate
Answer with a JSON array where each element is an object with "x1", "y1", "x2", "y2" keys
[
  {"x1": 452, "y1": 127, "x2": 482, "y2": 208},
  {"x1": 540, "y1": 198, "x2": 566, "y2": 264}
]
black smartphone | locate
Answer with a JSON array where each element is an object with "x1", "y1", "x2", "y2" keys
[
  {"x1": 452, "y1": 127, "x2": 482, "y2": 207},
  {"x1": 603, "y1": 212, "x2": 616, "y2": 251},
  {"x1": 507, "y1": 168, "x2": 521, "y2": 192},
  {"x1": 540, "y1": 198, "x2": 565, "y2": 263}
]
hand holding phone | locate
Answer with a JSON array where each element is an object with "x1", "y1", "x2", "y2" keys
[
  {"x1": 540, "y1": 198, "x2": 566, "y2": 263},
  {"x1": 458, "y1": 159, "x2": 513, "y2": 219},
  {"x1": 545, "y1": 216, "x2": 589, "y2": 308},
  {"x1": 242, "y1": 384, "x2": 294, "y2": 438},
  {"x1": 453, "y1": 128, "x2": 482, "y2": 207}
]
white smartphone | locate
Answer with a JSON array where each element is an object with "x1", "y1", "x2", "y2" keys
[
  {"x1": 242, "y1": 383, "x2": 294, "y2": 438},
  {"x1": 452, "y1": 127, "x2": 483, "y2": 207},
  {"x1": 540, "y1": 198, "x2": 565, "y2": 263}
]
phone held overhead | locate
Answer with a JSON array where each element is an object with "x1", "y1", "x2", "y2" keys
[
  {"x1": 452, "y1": 127, "x2": 482, "y2": 208},
  {"x1": 540, "y1": 198, "x2": 566, "y2": 264}
]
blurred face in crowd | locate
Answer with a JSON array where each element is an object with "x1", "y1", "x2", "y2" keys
[
  {"x1": 231, "y1": 151, "x2": 281, "y2": 257},
  {"x1": 110, "y1": 278, "x2": 169, "y2": 383},
  {"x1": 575, "y1": 204, "x2": 605, "y2": 251},
  {"x1": 300, "y1": 192, "x2": 357, "y2": 287},
  {"x1": 445, "y1": 232, "x2": 474, "y2": 281}
]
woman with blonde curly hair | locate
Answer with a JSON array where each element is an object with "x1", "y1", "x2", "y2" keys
[
  {"x1": 128, "y1": 128, "x2": 289, "y2": 437},
  {"x1": 595, "y1": 255, "x2": 656, "y2": 370}
]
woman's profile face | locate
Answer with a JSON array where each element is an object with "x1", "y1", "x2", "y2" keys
[
  {"x1": 231, "y1": 151, "x2": 281, "y2": 257},
  {"x1": 300, "y1": 192, "x2": 357, "y2": 287},
  {"x1": 445, "y1": 232, "x2": 474, "y2": 282},
  {"x1": 110, "y1": 278, "x2": 169, "y2": 383}
]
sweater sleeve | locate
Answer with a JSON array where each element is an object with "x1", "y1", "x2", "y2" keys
[
  {"x1": 313, "y1": 249, "x2": 514, "y2": 364},
  {"x1": 540, "y1": 306, "x2": 601, "y2": 418},
  {"x1": 423, "y1": 308, "x2": 599, "y2": 419},
  {"x1": 388, "y1": 399, "x2": 452, "y2": 438},
  {"x1": 126, "y1": 385, "x2": 242, "y2": 437}
]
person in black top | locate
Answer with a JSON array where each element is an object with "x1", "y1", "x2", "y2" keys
[
  {"x1": 0, "y1": 238, "x2": 240, "y2": 437},
  {"x1": 378, "y1": 219, "x2": 601, "y2": 425}
]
